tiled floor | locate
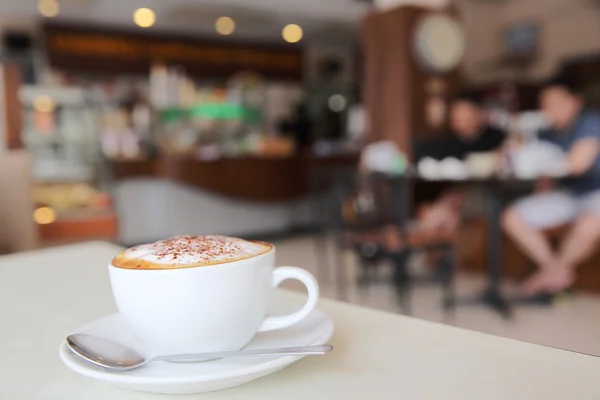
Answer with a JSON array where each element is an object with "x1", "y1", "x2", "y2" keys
[{"x1": 275, "y1": 235, "x2": 600, "y2": 357}]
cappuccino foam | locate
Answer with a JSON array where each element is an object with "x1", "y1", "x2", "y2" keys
[{"x1": 112, "y1": 235, "x2": 271, "y2": 270}]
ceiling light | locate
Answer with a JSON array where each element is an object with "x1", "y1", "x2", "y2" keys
[
  {"x1": 38, "y1": 0, "x2": 60, "y2": 18},
  {"x1": 328, "y1": 95, "x2": 347, "y2": 113},
  {"x1": 33, "y1": 207, "x2": 56, "y2": 225},
  {"x1": 133, "y1": 8, "x2": 156, "y2": 28},
  {"x1": 33, "y1": 95, "x2": 55, "y2": 113},
  {"x1": 215, "y1": 17, "x2": 235, "y2": 36},
  {"x1": 282, "y1": 24, "x2": 303, "y2": 44}
]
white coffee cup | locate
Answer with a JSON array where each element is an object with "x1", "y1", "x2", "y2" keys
[{"x1": 108, "y1": 244, "x2": 319, "y2": 355}]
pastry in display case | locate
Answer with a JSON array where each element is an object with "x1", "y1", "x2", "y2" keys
[{"x1": 20, "y1": 85, "x2": 117, "y2": 244}]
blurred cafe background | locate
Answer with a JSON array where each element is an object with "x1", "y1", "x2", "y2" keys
[{"x1": 3, "y1": 0, "x2": 600, "y2": 354}]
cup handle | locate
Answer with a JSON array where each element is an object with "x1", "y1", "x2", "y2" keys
[{"x1": 258, "y1": 267, "x2": 320, "y2": 332}]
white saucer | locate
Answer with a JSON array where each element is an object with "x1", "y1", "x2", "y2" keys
[{"x1": 60, "y1": 297, "x2": 334, "y2": 395}]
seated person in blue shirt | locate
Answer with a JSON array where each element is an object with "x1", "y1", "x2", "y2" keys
[{"x1": 502, "y1": 78, "x2": 600, "y2": 295}]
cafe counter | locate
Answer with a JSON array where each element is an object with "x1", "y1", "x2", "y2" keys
[{"x1": 110, "y1": 154, "x2": 358, "y2": 244}]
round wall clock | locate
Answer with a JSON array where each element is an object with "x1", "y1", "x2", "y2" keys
[{"x1": 413, "y1": 14, "x2": 466, "y2": 73}]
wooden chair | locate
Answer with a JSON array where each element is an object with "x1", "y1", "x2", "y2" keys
[
  {"x1": 309, "y1": 164, "x2": 359, "y2": 286},
  {"x1": 329, "y1": 172, "x2": 457, "y2": 314}
]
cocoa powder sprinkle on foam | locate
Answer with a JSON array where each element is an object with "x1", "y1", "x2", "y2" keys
[{"x1": 120, "y1": 235, "x2": 269, "y2": 267}]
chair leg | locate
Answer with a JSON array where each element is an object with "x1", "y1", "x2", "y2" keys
[
  {"x1": 314, "y1": 231, "x2": 330, "y2": 284},
  {"x1": 355, "y1": 242, "x2": 379, "y2": 287},
  {"x1": 357, "y1": 256, "x2": 372, "y2": 287},
  {"x1": 391, "y1": 250, "x2": 412, "y2": 315},
  {"x1": 440, "y1": 246, "x2": 457, "y2": 318},
  {"x1": 334, "y1": 233, "x2": 348, "y2": 301},
  {"x1": 311, "y1": 195, "x2": 331, "y2": 285}
]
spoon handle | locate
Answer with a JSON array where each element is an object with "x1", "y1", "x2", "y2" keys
[{"x1": 152, "y1": 344, "x2": 333, "y2": 362}]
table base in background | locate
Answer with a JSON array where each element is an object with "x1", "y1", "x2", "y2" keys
[{"x1": 456, "y1": 287, "x2": 513, "y2": 319}]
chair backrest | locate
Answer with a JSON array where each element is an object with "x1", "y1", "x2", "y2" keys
[
  {"x1": 372, "y1": 173, "x2": 412, "y2": 229},
  {"x1": 333, "y1": 170, "x2": 411, "y2": 233},
  {"x1": 0, "y1": 150, "x2": 37, "y2": 254}
]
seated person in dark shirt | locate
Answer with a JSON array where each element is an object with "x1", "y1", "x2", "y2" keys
[
  {"x1": 502, "y1": 78, "x2": 600, "y2": 294},
  {"x1": 416, "y1": 93, "x2": 505, "y2": 162},
  {"x1": 411, "y1": 94, "x2": 507, "y2": 237},
  {"x1": 349, "y1": 95, "x2": 506, "y2": 254}
]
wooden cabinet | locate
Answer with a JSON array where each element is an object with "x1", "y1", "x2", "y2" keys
[
  {"x1": 362, "y1": 6, "x2": 461, "y2": 155},
  {"x1": 38, "y1": 210, "x2": 118, "y2": 245},
  {"x1": 0, "y1": 63, "x2": 23, "y2": 150}
]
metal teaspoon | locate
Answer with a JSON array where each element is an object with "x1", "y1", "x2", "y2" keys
[{"x1": 66, "y1": 334, "x2": 333, "y2": 371}]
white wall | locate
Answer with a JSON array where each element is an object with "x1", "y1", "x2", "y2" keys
[
  {"x1": 456, "y1": 0, "x2": 506, "y2": 83},
  {"x1": 115, "y1": 179, "x2": 313, "y2": 244},
  {"x1": 458, "y1": 0, "x2": 600, "y2": 83},
  {"x1": 0, "y1": 63, "x2": 4, "y2": 153},
  {"x1": 375, "y1": 0, "x2": 450, "y2": 11}
]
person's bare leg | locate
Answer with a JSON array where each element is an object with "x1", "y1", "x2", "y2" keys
[
  {"x1": 557, "y1": 213, "x2": 600, "y2": 267},
  {"x1": 382, "y1": 225, "x2": 404, "y2": 253},
  {"x1": 419, "y1": 200, "x2": 461, "y2": 268},
  {"x1": 501, "y1": 208, "x2": 558, "y2": 293},
  {"x1": 540, "y1": 213, "x2": 600, "y2": 291},
  {"x1": 501, "y1": 208, "x2": 556, "y2": 267}
]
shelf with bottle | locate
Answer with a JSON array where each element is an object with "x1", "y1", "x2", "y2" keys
[
  {"x1": 20, "y1": 85, "x2": 119, "y2": 243},
  {"x1": 148, "y1": 65, "x2": 295, "y2": 159},
  {"x1": 20, "y1": 85, "x2": 106, "y2": 181},
  {"x1": 157, "y1": 101, "x2": 270, "y2": 157}
]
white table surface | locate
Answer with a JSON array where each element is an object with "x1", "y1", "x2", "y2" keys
[{"x1": 1, "y1": 241, "x2": 600, "y2": 399}]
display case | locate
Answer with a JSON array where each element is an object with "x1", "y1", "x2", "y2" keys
[
  {"x1": 20, "y1": 85, "x2": 117, "y2": 244},
  {"x1": 154, "y1": 72, "x2": 295, "y2": 159}
]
